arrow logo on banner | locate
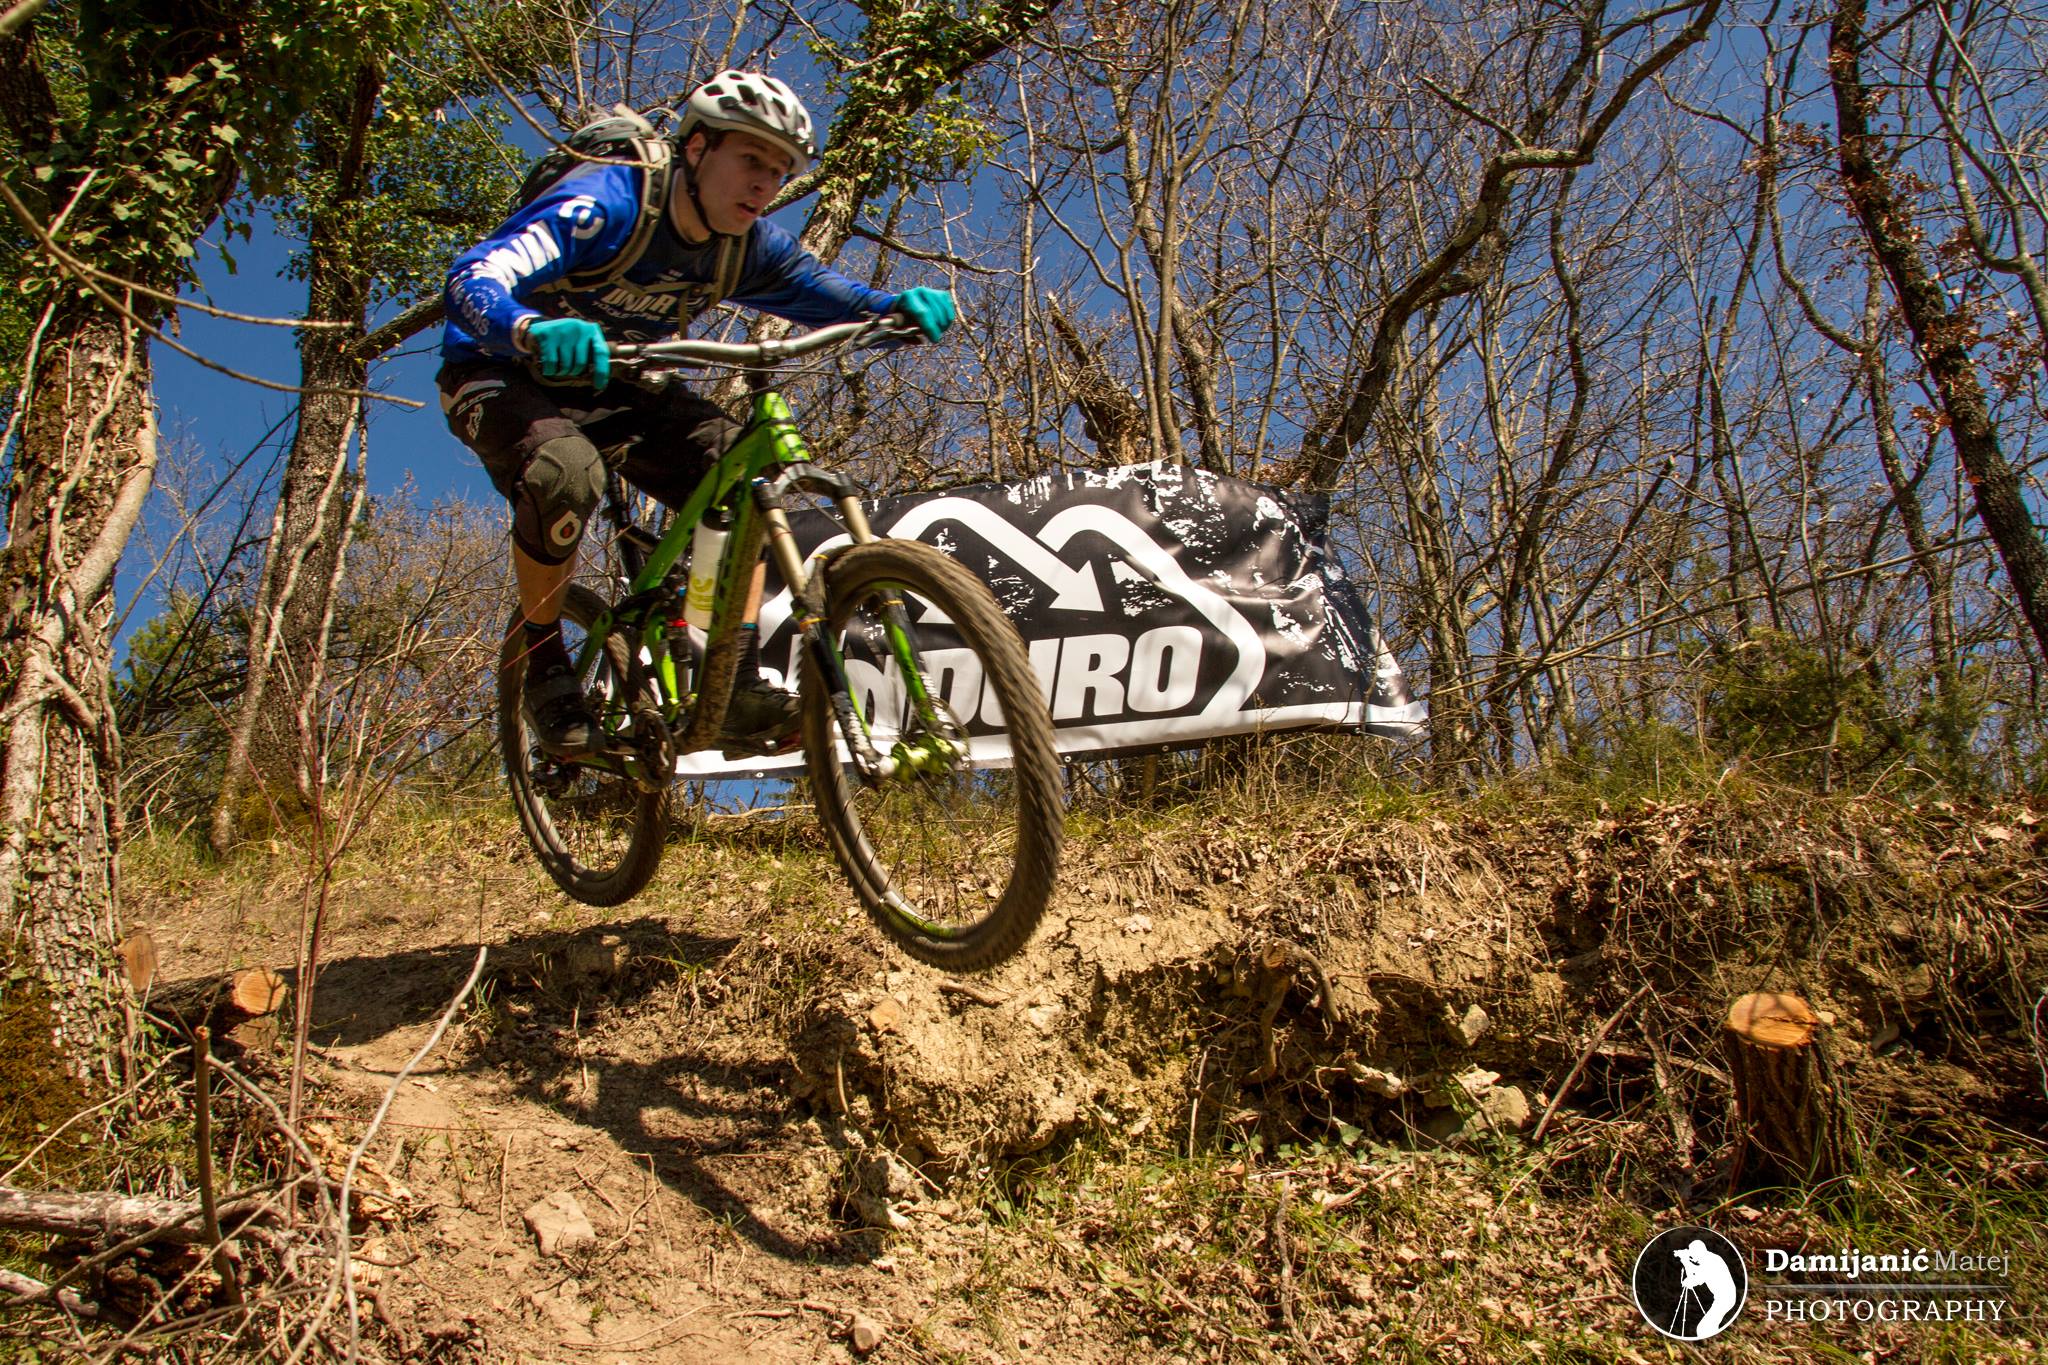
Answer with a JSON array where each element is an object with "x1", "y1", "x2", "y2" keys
[
  {"x1": 1038, "y1": 504, "x2": 1267, "y2": 718},
  {"x1": 757, "y1": 497, "x2": 1105, "y2": 643},
  {"x1": 756, "y1": 499, "x2": 1264, "y2": 721},
  {"x1": 883, "y1": 498, "x2": 1105, "y2": 611}
]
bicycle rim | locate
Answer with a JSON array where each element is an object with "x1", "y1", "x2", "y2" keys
[
  {"x1": 498, "y1": 585, "x2": 667, "y2": 905},
  {"x1": 801, "y1": 540, "x2": 1063, "y2": 971}
]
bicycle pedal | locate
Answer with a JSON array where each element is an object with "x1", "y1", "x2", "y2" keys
[{"x1": 718, "y1": 733, "x2": 802, "y2": 761}]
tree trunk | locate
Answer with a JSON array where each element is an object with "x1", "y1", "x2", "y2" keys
[
  {"x1": 209, "y1": 68, "x2": 378, "y2": 854},
  {"x1": 1860, "y1": 293, "x2": 1961, "y2": 711},
  {"x1": 206, "y1": 349, "x2": 363, "y2": 853},
  {"x1": 0, "y1": 307, "x2": 158, "y2": 1084},
  {"x1": 1830, "y1": 0, "x2": 2048, "y2": 663}
]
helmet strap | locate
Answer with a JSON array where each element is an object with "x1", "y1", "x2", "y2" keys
[{"x1": 677, "y1": 134, "x2": 740, "y2": 246}]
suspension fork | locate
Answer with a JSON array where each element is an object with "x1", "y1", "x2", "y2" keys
[
  {"x1": 760, "y1": 466, "x2": 940, "y2": 714},
  {"x1": 755, "y1": 464, "x2": 949, "y2": 781}
]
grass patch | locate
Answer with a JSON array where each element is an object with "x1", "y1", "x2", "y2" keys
[{"x1": 942, "y1": 1108, "x2": 2045, "y2": 1362}]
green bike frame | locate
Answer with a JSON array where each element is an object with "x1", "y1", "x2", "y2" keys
[{"x1": 565, "y1": 385, "x2": 947, "y2": 786}]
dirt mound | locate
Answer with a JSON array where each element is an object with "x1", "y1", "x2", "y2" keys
[{"x1": 790, "y1": 796, "x2": 2047, "y2": 1179}]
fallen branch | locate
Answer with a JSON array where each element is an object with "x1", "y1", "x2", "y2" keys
[
  {"x1": 0, "y1": 1265, "x2": 122, "y2": 1322},
  {"x1": 1529, "y1": 1033, "x2": 1733, "y2": 1086},
  {"x1": 936, "y1": 980, "x2": 1008, "y2": 1007},
  {"x1": 1644, "y1": 1031, "x2": 1697, "y2": 1165},
  {"x1": 1271, "y1": 1178, "x2": 1321, "y2": 1364},
  {"x1": 0, "y1": 1185, "x2": 273, "y2": 1245},
  {"x1": 1531, "y1": 983, "x2": 1652, "y2": 1144}
]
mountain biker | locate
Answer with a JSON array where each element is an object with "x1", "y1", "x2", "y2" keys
[{"x1": 437, "y1": 69, "x2": 956, "y2": 758}]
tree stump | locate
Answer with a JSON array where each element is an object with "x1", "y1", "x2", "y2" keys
[
  {"x1": 1723, "y1": 991, "x2": 1848, "y2": 1190},
  {"x1": 145, "y1": 969, "x2": 288, "y2": 1041}
]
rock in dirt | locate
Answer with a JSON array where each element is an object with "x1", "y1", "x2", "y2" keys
[
  {"x1": 856, "y1": 1147, "x2": 921, "y2": 1200},
  {"x1": 868, "y1": 996, "x2": 907, "y2": 1034},
  {"x1": 849, "y1": 1311, "x2": 886, "y2": 1355},
  {"x1": 1472, "y1": 1084, "x2": 1532, "y2": 1132},
  {"x1": 521, "y1": 1191, "x2": 596, "y2": 1257},
  {"x1": 1446, "y1": 1067, "x2": 1501, "y2": 1102},
  {"x1": 562, "y1": 933, "x2": 630, "y2": 987},
  {"x1": 847, "y1": 1190, "x2": 912, "y2": 1231},
  {"x1": 1346, "y1": 1062, "x2": 1407, "y2": 1098},
  {"x1": 1454, "y1": 1003, "x2": 1492, "y2": 1046}
]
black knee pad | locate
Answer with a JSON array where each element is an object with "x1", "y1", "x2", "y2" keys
[{"x1": 513, "y1": 436, "x2": 605, "y2": 564}]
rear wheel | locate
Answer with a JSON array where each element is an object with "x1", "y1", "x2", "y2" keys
[
  {"x1": 799, "y1": 540, "x2": 1063, "y2": 971},
  {"x1": 499, "y1": 585, "x2": 667, "y2": 905}
]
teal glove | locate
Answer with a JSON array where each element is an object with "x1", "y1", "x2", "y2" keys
[
  {"x1": 526, "y1": 317, "x2": 610, "y2": 390},
  {"x1": 892, "y1": 287, "x2": 956, "y2": 342}
]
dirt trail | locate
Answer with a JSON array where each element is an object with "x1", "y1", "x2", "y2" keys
[{"x1": 128, "y1": 793, "x2": 2047, "y2": 1362}]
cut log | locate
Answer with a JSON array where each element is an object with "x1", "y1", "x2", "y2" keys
[
  {"x1": 1723, "y1": 991, "x2": 1849, "y2": 1189},
  {"x1": 144, "y1": 969, "x2": 288, "y2": 1038},
  {"x1": 117, "y1": 928, "x2": 158, "y2": 995}
]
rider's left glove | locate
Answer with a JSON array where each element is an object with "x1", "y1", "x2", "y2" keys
[
  {"x1": 526, "y1": 317, "x2": 610, "y2": 391},
  {"x1": 891, "y1": 287, "x2": 956, "y2": 342}
]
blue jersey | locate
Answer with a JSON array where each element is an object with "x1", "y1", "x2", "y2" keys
[{"x1": 441, "y1": 161, "x2": 898, "y2": 365}]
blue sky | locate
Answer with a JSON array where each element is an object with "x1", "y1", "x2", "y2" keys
[
  {"x1": 116, "y1": 208, "x2": 505, "y2": 663},
  {"x1": 158, "y1": 212, "x2": 494, "y2": 509}
]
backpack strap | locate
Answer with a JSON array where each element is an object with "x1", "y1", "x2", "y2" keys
[
  {"x1": 695, "y1": 230, "x2": 747, "y2": 321},
  {"x1": 532, "y1": 139, "x2": 749, "y2": 323},
  {"x1": 547, "y1": 138, "x2": 674, "y2": 294}
]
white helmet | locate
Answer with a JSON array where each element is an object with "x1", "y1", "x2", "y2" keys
[{"x1": 676, "y1": 70, "x2": 818, "y2": 174}]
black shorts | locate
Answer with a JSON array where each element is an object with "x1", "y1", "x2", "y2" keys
[{"x1": 436, "y1": 359, "x2": 741, "y2": 510}]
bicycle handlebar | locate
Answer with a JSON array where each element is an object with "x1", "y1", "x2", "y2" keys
[{"x1": 609, "y1": 314, "x2": 923, "y2": 371}]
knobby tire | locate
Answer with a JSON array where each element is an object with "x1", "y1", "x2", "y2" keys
[
  {"x1": 800, "y1": 540, "x2": 1064, "y2": 971},
  {"x1": 499, "y1": 585, "x2": 667, "y2": 905}
]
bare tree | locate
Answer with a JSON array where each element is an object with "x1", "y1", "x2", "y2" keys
[{"x1": 1829, "y1": 0, "x2": 2048, "y2": 661}]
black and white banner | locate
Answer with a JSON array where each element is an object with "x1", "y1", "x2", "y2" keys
[{"x1": 679, "y1": 461, "x2": 1426, "y2": 775}]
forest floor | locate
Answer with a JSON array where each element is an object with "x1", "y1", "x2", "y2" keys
[{"x1": 32, "y1": 779, "x2": 2048, "y2": 1361}]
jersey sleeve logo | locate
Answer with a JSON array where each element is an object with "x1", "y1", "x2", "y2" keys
[
  {"x1": 463, "y1": 221, "x2": 564, "y2": 292},
  {"x1": 557, "y1": 196, "x2": 605, "y2": 240}
]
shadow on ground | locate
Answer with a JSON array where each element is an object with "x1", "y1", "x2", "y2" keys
[{"x1": 186, "y1": 915, "x2": 876, "y2": 1266}]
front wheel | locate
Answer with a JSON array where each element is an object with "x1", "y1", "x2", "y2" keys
[
  {"x1": 799, "y1": 540, "x2": 1064, "y2": 971},
  {"x1": 499, "y1": 585, "x2": 668, "y2": 905}
]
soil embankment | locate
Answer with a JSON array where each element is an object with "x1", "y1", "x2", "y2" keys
[{"x1": 114, "y1": 790, "x2": 2044, "y2": 1361}]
